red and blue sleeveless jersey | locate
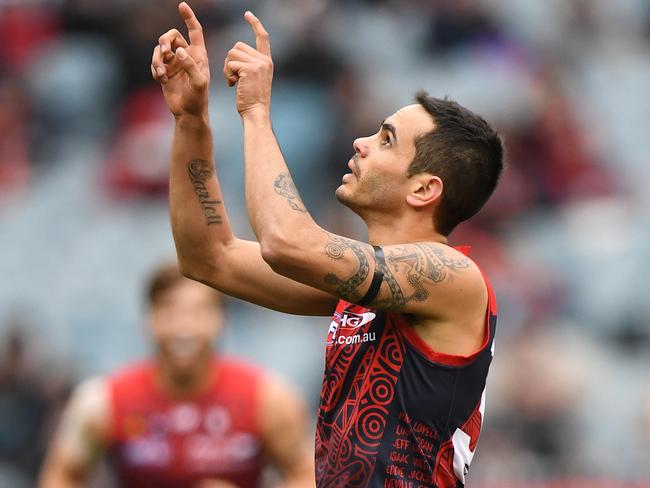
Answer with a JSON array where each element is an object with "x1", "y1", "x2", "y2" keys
[
  {"x1": 106, "y1": 357, "x2": 265, "y2": 488},
  {"x1": 315, "y1": 252, "x2": 497, "y2": 488}
]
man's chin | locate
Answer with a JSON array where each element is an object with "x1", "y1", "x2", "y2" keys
[
  {"x1": 162, "y1": 347, "x2": 206, "y2": 372},
  {"x1": 335, "y1": 185, "x2": 352, "y2": 206},
  {"x1": 336, "y1": 186, "x2": 369, "y2": 221},
  {"x1": 167, "y1": 356, "x2": 200, "y2": 371}
]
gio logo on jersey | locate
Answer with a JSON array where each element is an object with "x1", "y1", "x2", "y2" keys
[{"x1": 327, "y1": 311, "x2": 376, "y2": 346}]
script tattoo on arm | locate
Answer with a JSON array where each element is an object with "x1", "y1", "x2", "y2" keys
[
  {"x1": 273, "y1": 172, "x2": 307, "y2": 213},
  {"x1": 322, "y1": 234, "x2": 372, "y2": 303},
  {"x1": 187, "y1": 159, "x2": 222, "y2": 225}
]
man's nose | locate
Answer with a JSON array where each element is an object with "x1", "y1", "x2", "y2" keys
[{"x1": 353, "y1": 137, "x2": 369, "y2": 158}]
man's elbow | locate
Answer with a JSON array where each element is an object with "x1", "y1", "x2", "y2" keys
[
  {"x1": 176, "y1": 256, "x2": 202, "y2": 281},
  {"x1": 259, "y1": 232, "x2": 298, "y2": 274},
  {"x1": 176, "y1": 257, "x2": 197, "y2": 279},
  {"x1": 176, "y1": 243, "x2": 228, "y2": 283}
]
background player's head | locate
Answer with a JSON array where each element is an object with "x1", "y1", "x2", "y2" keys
[
  {"x1": 145, "y1": 262, "x2": 224, "y2": 375},
  {"x1": 336, "y1": 91, "x2": 503, "y2": 236}
]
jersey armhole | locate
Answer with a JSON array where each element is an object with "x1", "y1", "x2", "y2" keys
[
  {"x1": 397, "y1": 266, "x2": 497, "y2": 368},
  {"x1": 105, "y1": 362, "x2": 154, "y2": 443},
  {"x1": 105, "y1": 379, "x2": 119, "y2": 444}
]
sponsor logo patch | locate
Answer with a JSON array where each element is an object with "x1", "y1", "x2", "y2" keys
[{"x1": 327, "y1": 310, "x2": 377, "y2": 346}]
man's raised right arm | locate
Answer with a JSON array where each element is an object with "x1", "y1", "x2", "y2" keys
[{"x1": 153, "y1": 3, "x2": 336, "y2": 316}]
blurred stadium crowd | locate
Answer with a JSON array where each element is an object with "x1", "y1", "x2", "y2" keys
[{"x1": 1, "y1": 0, "x2": 650, "y2": 486}]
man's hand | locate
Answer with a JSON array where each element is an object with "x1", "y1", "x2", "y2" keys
[
  {"x1": 152, "y1": 2, "x2": 210, "y2": 119},
  {"x1": 224, "y1": 12, "x2": 273, "y2": 117}
]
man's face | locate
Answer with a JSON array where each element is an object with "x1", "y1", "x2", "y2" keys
[
  {"x1": 335, "y1": 104, "x2": 435, "y2": 214},
  {"x1": 148, "y1": 280, "x2": 223, "y2": 371}
]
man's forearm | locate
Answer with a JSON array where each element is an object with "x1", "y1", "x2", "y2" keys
[
  {"x1": 170, "y1": 115, "x2": 235, "y2": 273},
  {"x1": 241, "y1": 110, "x2": 317, "y2": 247}
]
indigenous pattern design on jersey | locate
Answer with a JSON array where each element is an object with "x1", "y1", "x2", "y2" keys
[
  {"x1": 107, "y1": 357, "x2": 264, "y2": 488},
  {"x1": 315, "y1": 249, "x2": 497, "y2": 488}
]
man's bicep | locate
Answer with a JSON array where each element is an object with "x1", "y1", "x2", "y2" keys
[
  {"x1": 40, "y1": 378, "x2": 109, "y2": 487},
  {"x1": 197, "y1": 239, "x2": 337, "y2": 316},
  {"x1": 370, "y1": 242, "x2": 475, "y2": 314}
]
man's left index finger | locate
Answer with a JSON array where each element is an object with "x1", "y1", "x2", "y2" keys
[
  {"x1": 244, "y1": 11, "x2": 271, "y2": 56},
  {"x1": 179, "y1": 2, "x2": 205, "y2": 48}
]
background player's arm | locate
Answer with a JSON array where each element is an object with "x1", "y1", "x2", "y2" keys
[
  {"x1": 152, "y1": 3, "x2": 336, "y2": 316},
  {"x1": 258, "y1": 375, "x2": 315, "y2": 487},
  {"x1": 230, "y1": 15, "x2": 486, "y2": 320},
  {"x1": 39, "y1": 378, "x2": 110, "y2": 488}
]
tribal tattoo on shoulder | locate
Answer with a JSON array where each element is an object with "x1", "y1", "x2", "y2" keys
[
  {"x1": 187, "y1": 159, "x2": 222, "y2": 225},
  {"x1": 380, "y1": 244, "x2": 470, "y2": 306},
  {"x1": 273, "y1": 172, "x2": 307, "y2": 213}
]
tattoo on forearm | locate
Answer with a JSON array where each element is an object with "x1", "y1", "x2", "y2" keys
[
  {"x1": 187, "y1": 159, "x2": 223, "y2": 225},
  {"x1": 273, "y1": 172, "x2": 307, "y2": 213},
  {"x1": 323, "y1": 234, "x2": 371, "y2": 303}
]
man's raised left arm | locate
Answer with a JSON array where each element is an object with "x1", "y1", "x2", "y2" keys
[{"x1": 227, "y1": 13, "x2": 485, "y2": 320}]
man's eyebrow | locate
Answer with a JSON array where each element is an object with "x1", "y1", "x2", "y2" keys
[{"x1": 380, "y1": 120, "x2": 397, "y2": 142}]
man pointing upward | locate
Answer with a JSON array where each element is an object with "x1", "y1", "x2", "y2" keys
[{"x1": 152, "y1": 3, "x2": 503, "y2": 486}]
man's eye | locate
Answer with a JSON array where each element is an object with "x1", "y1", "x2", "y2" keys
[{"x1": 381, "y1": 136, "x2": 391, "y2": 146}]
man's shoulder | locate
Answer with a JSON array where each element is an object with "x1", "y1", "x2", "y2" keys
[
  {"x1": 380, "y1": 241, "x2": 488, "y2": 319},
  {"x1": 64, "y1": 376, "x2": 111, "y2": 437},
  {"x1": 73, "y1": 376, "x2": 110, "y2": 404},
  {"x1": 384, "y1": 241, "x2": 483, "y2": 281}
]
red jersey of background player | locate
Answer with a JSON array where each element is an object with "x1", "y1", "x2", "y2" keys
[
  {"x1": 40, "y1": 263, "x2": 313, "y2": 487},
  {"x1": 108, "y1": 357, "x2": 264, "y2": 488}
]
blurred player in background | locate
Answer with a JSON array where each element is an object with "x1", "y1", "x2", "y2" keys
[{"x1": 40, "y1": 262, "x2": 313, "y2": 488}]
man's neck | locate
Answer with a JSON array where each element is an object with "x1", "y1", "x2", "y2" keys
[
  {"x1": 156, "y1": 354, "x2": 214, "y2": 397},
  {"x1": 366, "y1": 213, "x2": 447, "y2": 247}
]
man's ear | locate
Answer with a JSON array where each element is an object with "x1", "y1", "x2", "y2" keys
[{"x1": 405, "y1": 174, "x2": 443, "y2": 208}]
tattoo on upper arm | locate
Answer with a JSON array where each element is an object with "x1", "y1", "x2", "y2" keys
[
  {"x1": 273, "y1": 172, "x2": 307, "y2": 213},
  {"x1": 187, "y1": 159, "x2": 223, "y2": 225},
  {"x1": 372, "y1": 258, "x2": 407, "y2": 309},
  {"x1": 322, "y1": 234, "x2": 372, "y2": 303},
  {"x1": 379, "y1": 244, "x2": 470, "y2": 306}
]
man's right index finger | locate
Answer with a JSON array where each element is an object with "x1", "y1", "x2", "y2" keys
[
  {"x1": 244, "y1": 11, "x2": 271, "y2": 57},
  {"x1": 178, "y1": 2, "x2": 205, "y2": 48}
]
